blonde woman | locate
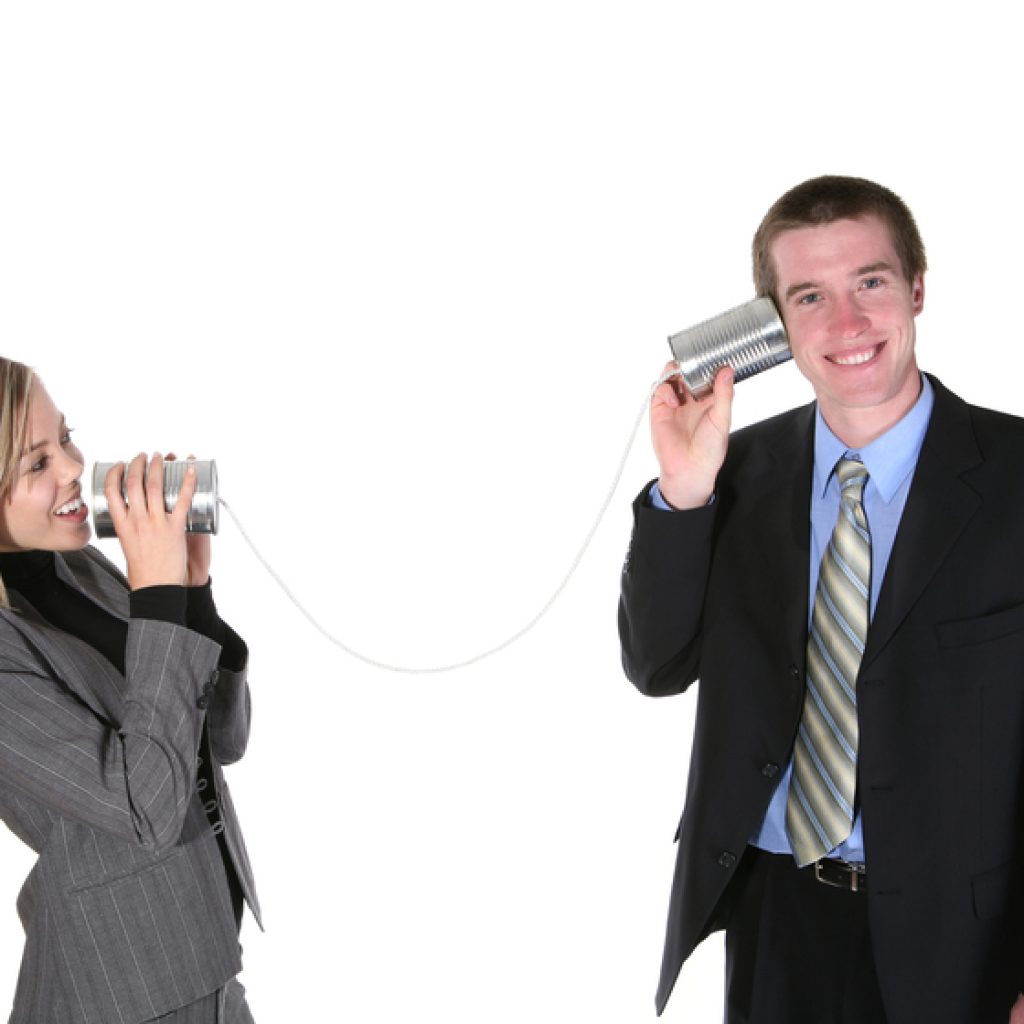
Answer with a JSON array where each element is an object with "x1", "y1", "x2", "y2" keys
[{"x1": 0, "y1": 357, "x2": 258, "y2": 1023}]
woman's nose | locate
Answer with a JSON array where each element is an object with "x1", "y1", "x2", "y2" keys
[{"x1": 56, "y1": 444, "x2": 85, "y2": 483}]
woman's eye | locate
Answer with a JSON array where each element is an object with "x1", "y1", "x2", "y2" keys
[
  {"x1": 61, "y1": 427, "x2": 75, "y2": 445},
  {"x1": 29, "y1": 456, "x2": 49, "y2": 473}
]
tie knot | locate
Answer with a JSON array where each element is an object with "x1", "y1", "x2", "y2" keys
[{"x1": 836, "y1": 457, "x2": 868, "y2": 503}]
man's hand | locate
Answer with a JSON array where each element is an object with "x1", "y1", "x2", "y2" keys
[
  {"x1": 651, "y1": 362, "x2": 734, "y2": 509},
  {"x1": 1009, "y1": 993, "x2": 1024, "y2": 1023}
]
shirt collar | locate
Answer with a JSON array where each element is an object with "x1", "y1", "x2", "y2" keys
[{"x1": 813, "y1": 374, "x2": 935, "y2": 504}]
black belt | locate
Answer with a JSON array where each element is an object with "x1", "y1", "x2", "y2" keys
[{"x1": 814, "y1": 859, "x2": 867, "y2": 893}]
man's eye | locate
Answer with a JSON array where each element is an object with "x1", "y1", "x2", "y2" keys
[
  {"x1": 798, "y1": 293, "x2": 821, "y2": 305},
  {"x1": 862, "y1": 277, "x2": 883, "y2": 290}
]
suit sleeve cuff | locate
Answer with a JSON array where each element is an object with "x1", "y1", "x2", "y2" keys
[{"x1": 649, "y1": 481, "x2": 716, "y2": 511}]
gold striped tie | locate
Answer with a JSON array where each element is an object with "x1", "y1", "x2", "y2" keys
[{"x1": 786, "y1": 458, "x2": 871, "y2": 868}]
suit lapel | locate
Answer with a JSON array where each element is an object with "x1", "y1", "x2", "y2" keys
[
  {"x1": 863, "y1": 378, "x2": 983, "y2": 668},
  {"x1": 4, "y1": 548, "x2": 130, "y2": 720},
  {"x1": 745, "y1": 405, "x2": 815, "y2": 660},
  {"x1": 55, "y1": 547, "x2": 130, "y2": 621}
]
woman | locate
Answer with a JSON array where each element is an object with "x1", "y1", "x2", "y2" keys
[{"x1": 0, "y1": 357, "x2": 259, "y2": 1023}]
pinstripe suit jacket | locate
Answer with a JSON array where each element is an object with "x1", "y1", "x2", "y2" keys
[{"x1": 0, "y1": 545, "x2": 260, "y2": 1024}]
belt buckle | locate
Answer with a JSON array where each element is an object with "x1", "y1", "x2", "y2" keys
[{"x1": 814, "y1": 859, "x2": 866, "y2": 893}]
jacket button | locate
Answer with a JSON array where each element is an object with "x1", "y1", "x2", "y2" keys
[
  {"x1": 209, "y1": 670, "x2": 220, "y2": 687},
  {"x1": 761, "y1": 763, "x2": 780, "y2": 778},
  {"x1": 717, "y1": 851, "x2": 737, "y2": 869},
  {"x1": 789, "y1": 664, "x2": 800, "y2": 679},
  {"x1": 197, "y1": 695, "x2": 210, "y2": 709}
]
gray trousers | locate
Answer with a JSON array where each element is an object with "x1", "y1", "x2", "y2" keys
[{"x1": 149, "y1": 980, "x2": 253, "y2": 1024}]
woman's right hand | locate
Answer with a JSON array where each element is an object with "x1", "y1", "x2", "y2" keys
[
  {"x1": 104, "y1": 453, "x2": 198, "y2": 590},
  {"x1": 650, "y1": 362, "x2": 734, "y2": 510}
]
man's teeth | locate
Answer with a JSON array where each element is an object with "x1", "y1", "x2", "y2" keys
[
  {"x1": 55, "y1": 497, "x2": 84, "y2": 516},
  {"x1": 832, "y1": 347, "x2": 878, "y2": 366}
]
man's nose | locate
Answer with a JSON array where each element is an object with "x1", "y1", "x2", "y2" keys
[{"x1": 832, "y1": 297, "x2": 870, "y2": 339}]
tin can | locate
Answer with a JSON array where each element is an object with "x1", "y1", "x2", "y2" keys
[
  {"x1": 91, "y1": 459, "x2": 220, "y2": 538},
  {"x1": 667, "y1": 297, "x2": 791, "y2": 398}
]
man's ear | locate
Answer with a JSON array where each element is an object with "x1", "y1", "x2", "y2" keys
[{"x1": 911, "y1": 273, "x2": 925, "y2": 315}]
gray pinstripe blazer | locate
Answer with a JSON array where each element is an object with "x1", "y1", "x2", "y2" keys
[{"x1": 0, "y1": 545, "x2": 260, "y2": 1024}]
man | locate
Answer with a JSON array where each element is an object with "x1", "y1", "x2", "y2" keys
[{"x1": 619, "y1": 175, "x2": 1024, "y2": 1023}]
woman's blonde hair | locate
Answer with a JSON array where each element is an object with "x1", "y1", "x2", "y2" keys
[{"x1": 0, "y1": 358, "x2": 37, "y2": 608}]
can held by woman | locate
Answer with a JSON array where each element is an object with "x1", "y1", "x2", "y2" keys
[{"x1": 91, "y1": 459, "x2": 220, "y2": 538}]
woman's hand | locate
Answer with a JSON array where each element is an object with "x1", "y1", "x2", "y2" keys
[
  {"x1": 185, "y1": 525, "x2": 211, "y2": 587},
  {"x1": 165, "y1": 453, "x2": 211, "y2": 587},
  {"x1": 104, "y1": 453, "x2": 197, "y2": 590}
]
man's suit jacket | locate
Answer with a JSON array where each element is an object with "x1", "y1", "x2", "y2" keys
[
  {"x1": 0, "y1": 545, "x2": 260, "y2": 1024},
  {"x1": 619, "y1": 376, "x2": 1024, "y2": 1023}
]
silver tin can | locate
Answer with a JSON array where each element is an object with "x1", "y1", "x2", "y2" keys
[
  {"x1": 667, "y1": 297, "x2": 791, "y2": 398},
  {"x1": 91, "y1": 459, "x2": 220, "y2": 538}
]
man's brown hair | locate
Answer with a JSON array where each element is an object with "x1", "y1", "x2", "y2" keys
[{"x1": 752, "y1": 175, "x2": 927, "y2": 302}]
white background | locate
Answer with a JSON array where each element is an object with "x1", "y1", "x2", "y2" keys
[{"x1": 0, "y1": 2, "x2": 1021, "y2": 1021}]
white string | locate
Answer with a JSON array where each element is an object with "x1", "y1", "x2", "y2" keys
[{"x1": 217, "y1": 366, "x2": 683, "y2": 674}]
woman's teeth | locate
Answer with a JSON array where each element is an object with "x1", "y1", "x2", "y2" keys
[{"x1": 55, "y1": 497, "x2": 84, "y2": 516}]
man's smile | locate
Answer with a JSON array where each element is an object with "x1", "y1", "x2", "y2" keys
[{"x1": 826, "y1": 342, "x2": 885, "y2": 367}]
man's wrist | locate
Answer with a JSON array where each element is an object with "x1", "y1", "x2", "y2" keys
[{"x1": 651, "y1": 481, "x2": 715, "y2": 511}]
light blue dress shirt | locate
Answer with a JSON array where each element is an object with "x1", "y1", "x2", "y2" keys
[{"x1": 651, "y1": 376, "x2": 935, "y2": 863}]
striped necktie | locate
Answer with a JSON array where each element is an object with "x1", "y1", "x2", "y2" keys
[{"x1": 786, "y1": 457, "x2": 871, "y2": 868}]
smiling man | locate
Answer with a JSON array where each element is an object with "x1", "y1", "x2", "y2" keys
[{"x1": 620, "y1": 176, "x2": 1024, "y2": 1023}]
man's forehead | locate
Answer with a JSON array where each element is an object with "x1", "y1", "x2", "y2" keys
[{"x1": 770, "y1": 215, "x2": 900, "y2": 279}]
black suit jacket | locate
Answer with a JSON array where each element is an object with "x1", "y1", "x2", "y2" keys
[{"x1": 619, "y1": 376, "x2": 1024, "y2": 1022}]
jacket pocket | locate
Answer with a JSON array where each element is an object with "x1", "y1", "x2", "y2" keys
[
  {"x1": 972, "y1": 861, "x2": 1013, "y2": 920},
  {"x1": 54, "y1": 832, "x2": 241, "y2": 1022},
  {"x1": 937, "y1": 603, "x2": 1024, "y2": 649}
]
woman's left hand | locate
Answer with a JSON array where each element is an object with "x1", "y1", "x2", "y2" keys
[{"x1": 165, "y1": 454, "x2": 211, "y2": 587}]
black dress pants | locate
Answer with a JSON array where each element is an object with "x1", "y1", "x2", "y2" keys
[{"x1": 724, "y1": 848, "x2": 887, "y2": 1024}]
